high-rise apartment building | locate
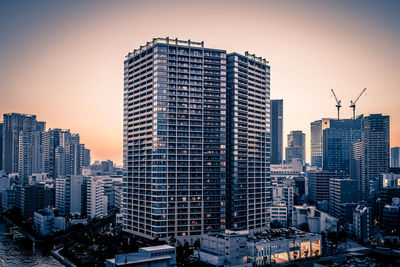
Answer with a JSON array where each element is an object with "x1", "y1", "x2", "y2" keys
[
  {"x1": 310, "y1": 120, "x2": 323, "y2": 167},
  {"x1": 2, "y1": 113, "x2": 45, "y2": 174},
  {"x1": 123, "y1": 38, "x2": 227, "y2": 240},
  {"x1": 123, "y1": 38, "x2": 271, "y2": 240},
  {"x1": 391, "y1": 147, "x2": 400, "y2": 168},
  {"x1": 285, "y1": 130, "x2": 305, "y2": 164},
  {"x1": 323, "y1": 117, "x2": 362, "y2": 178},
  {"x1": 43, "y1": 129, "x2": 64, "y2": 177},
  {"x1": 43, "y1": 129, "x2": 90, "y2": 178},
  {"x1": 271, "y1": 100, "x2": 283, "y2": 164},
  {"x1": 18, "y1": 130, "x2": 43, "y2": 184},
  {"x1": 87, "y1": 176, "x2": 107, "y2": 219},
  {"x1": 226, "y1": 51, "x2": 271, "y2": 231},
  {"x1": 55, "y1": 175, "x2": 84, "y2": 215},
  {"x1": 351, "y1": 114, "x2": 390, "y2": 199}
]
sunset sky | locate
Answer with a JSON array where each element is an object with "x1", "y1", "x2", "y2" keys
[{"x1": 1, "y1": 0, "x2": 399, "y2": 165}]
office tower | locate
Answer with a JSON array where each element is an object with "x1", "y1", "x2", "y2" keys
[
  {"x1": 271, "y1": 100, "x2": 283, "y2": 164},
  {"x1": 87, "y1": 176, "x2": 107, "y2": 219},
  {"x1": 285, "y1": 130, "x2": 305, "y2": 164},
  {"x1": 226, "y1": 51, "x2": 271, "y2": 231},
  {"x1": 323, "y1": 117, "x2": 362, "y2": 178},
  {"x1": 307, "y1": 170, "x2": 335, "y2": 205},
  {"x1": 391, "y1": 147, "x2": 400, "y2": 168},
  {"x1": 0, "y1": 122, "x2": 3, "y2": 171},
  {"x1": 55, "y1": 175, "x2": 84, "y2": 215},
  {"x1": 351, "y1": 114, "x2": 390, "y2": 199},
  {"x1": 310, "y1": 120, "x2": 323, "y2": 167},
  {"x1": 123, "y1": 38, "x2": 227, "y2": 239},
  {"x1": 328, "y1": 178, "x2": 358, "y2": 218},
  {"x1": 3, "y1": 113, "x2": 45, "y2": 174}
]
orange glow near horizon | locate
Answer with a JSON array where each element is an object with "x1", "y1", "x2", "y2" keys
[{"x1": 1, "y1": 0, "x2": 399, "y2": 165}]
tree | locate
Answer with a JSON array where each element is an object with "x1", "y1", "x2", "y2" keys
[
  {"x1": 193, "y1": 239, "x2": 200, "y2": 249},
  {"x1": 270, "y1": 220, "x2": 283, "y2": 229},
  {"x1": 300, "y1": 222, "x2": 309, "y2": 232}
]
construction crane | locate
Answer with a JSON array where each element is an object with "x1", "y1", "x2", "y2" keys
[
  {"x1": 350, "y1": 88, "x2": 367, "y2": 119},
  {"x1": 331, "y1": 89, "x2": 342, "y2": 120}
]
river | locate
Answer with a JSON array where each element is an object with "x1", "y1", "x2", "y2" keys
[{"x1": 0, "y1": 221, "x2": 63, "y2": 266}]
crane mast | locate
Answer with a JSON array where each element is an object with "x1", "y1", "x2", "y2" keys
[
  {"x1": 331, "y1": 89, "x2": 342, "y2": 120},
  {"x1": 350, "y1": 88, "x2": 367, "y2": 119}
]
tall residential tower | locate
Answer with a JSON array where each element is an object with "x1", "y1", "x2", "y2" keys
[
  {"x1": 123, "y1": 38, "x2": 271, "y2": 240},
  {"x1": 123, "y1": 38, "x2": 227, "y2": 240},
  {"x1": 226, "y1": 52, "x2": 271, "y2": 231},
  {"x1": 271, "y1": 100, "x2": 283, "y2": 164}
]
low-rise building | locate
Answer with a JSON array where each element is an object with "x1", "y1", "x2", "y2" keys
[
  {"x1": 270, "y1": 201, "x2": 288, "y2": 227},
  {"x1": 381, "y1": 173, "x2": 400, "y2": 189},
  {"x1": 196, "y1": 228, "x2": 321, "y2": 266},
  {"x1": 195, "y1": 230, "x2": 250, "y2": 267},
  {"x1": 382, "y1": 198, "x2": 400, "y2": 234},
  {"x1": 34, "y1": 208, "x2": 66, "y2": 236},
  {"x1": 248, "y1": 228, "x2": 321, "y2": 265},
  {"x1": 293, "y1": 204, "x2": 338, "y2": 233},
  {"x1": 105, "y1": 245, "x2": 176, "y2": 267}
]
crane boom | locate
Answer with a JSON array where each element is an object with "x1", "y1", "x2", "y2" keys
[
  {"x1": 331, "y1": 89, "x2": 342, "y2": 120},
  {"x1": 350, "y1": 88, "x2": 367, "y2": 119},
  {"x1": 351, "y1": 88, "x2": 367, "y2": 106},
  {"x1": 331, "y1": 89, "x2": 340, "y2": 105}
]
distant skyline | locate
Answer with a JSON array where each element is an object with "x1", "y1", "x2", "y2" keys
[{"x1": 1, "y1": 0, "x2": 399, "y2": 164}]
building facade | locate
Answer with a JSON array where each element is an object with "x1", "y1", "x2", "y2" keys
[
  {"x1": 353, "y1": 204, "x2": 371, "y2": 242},
  {"x1": 55, "y1": 175, "x2": 84, "y2": 215},
  {"x1": 87, "y1": 176, "x2": 107, "y2": 219},
  {"x1": 328, "y1": 178, "x2": 358, "y2": 218},
  {"x1": 310, "y1": 119, "x2": 324, "y2": 168},
  {"x1": 307, "y1": 170, "x2": 335, "y2": 205},
  {"x1": 323, "y1": 117, "x2": 362, "y2": 178},
  {"x1": 271, "y1": 99, "x2": 283, "y2": 164},
  {"x1": 391, "y1": 147, "x2": 400, "y2": 168},
  {"x1": 123, "y1": 38, "x2": 271, "y2": 240},
  {"x1": 351, "y1": 114, "x2": 390, "y2": 199},
  {"x1": 226, "y1": 52, "x2": 271, "y2": 231},
  {"x1": 2, "y1": 113, "x2": 45, "y2": 175},
  {"x1": 285, "y1": 131, "x2": 305, "y2": 164}
]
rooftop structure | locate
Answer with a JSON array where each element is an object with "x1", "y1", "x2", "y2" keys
[{"x1": 105, "y1": 245, "x2": 176, "y2": 267}]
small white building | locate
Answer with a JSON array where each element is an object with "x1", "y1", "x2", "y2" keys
[
  {"x1": 292, "y1": 204, "x2": 338, "y2": 233},
  {"x1": 87, "y1": 176, "x2": 108, "y2": 219},
  {"x1": 269, "y1": 201, "x2": 288, "y2": 227},
  {"x1": 106, "y1": 245, "x2": 176, "y2": 267},
  {"x1": 381, "y1": 173, "x2": 400, "y2": 189},
  {"x1": 195, "y1": 229, "x2": 251, "y2": 267},
  {"x1": 34, "y1": 208, "x2": 66, "y2": 236}
]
